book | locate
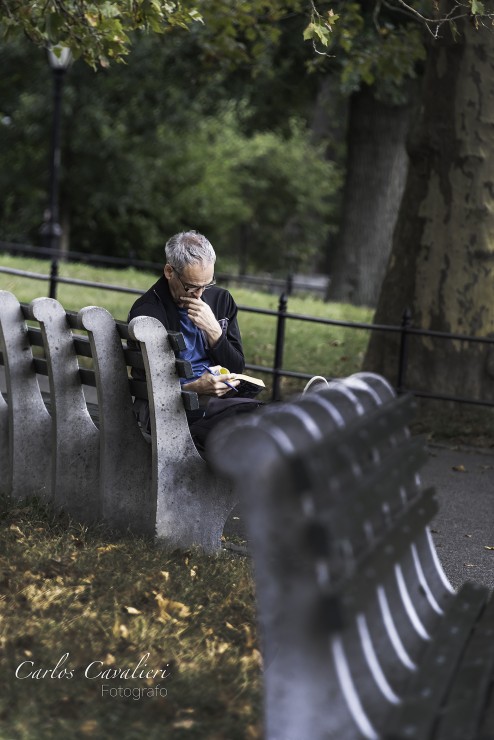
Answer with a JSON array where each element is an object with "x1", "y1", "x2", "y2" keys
[
  {"x1": 228, "y1": 373, "x2": 266, "y2": 398},
  {"x1": 204, "y1": 365, "x2": 266, "y2": 398}
]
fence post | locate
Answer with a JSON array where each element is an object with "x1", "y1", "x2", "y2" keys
[
  {"x1": 49, "y1": 258, "x2": 59, "y2": 299},
  {"x1": 397, "y1": 307, "x2": 412, "y2": 394},
  {"x1": 272, "y1": 294, "x2": 288, "y2": 401}
]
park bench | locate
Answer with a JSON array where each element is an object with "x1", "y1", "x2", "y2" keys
[
  {"x1": 0, "y1": 290, "x2": 235, "y2": 552},
  {"x1": 208, "y1": 372, "x2": 494, "y2": 740}
]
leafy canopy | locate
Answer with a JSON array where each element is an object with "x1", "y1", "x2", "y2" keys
[
  {"x1": 304, "y1": 0, "x2": 494, "y2": 53},
  {"x1": 0, "y1": 0, "x2": 203, "y2": 67}
]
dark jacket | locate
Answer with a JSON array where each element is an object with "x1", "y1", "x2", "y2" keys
[
  {"x1": 128, "y1": 275, "x2": 245, "y2": 372},
  {"x1": 127, "y1": 276, "x2": 246, "y2": 431}
]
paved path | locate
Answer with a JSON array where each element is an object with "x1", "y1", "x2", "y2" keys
[
  {"x1": 225, "y1": 443, "x2": 494, "y2": 593},
  {"x1": 425, "y1": 444, "x2": 494, "y2": 591}
]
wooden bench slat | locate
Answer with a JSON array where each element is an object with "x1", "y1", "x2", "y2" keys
[
  {"x1": 167, "y1": 331, "x2": 186, "y2": 352},
  {"x1": 296, "y1": 436, "x2": 427, "y2": 537},
  {"x1": 78, "y1": 367, "x2": 96, "y2": 387},
  {"x1": 181, "y1": 390, "x2": 200, "y2": 411},
  {"x1": 336, "y1": 487, "x2": 438, "y2": 616},
  {"x1": 28, "y1": 325, "x2": 95, "y2": 359},
  {"x1": 175, "y1": 359, "x2": 194, "y2": 380},
  {"x1": 32, "y1": 357, "x2": 48, "y2": 376},
  {"x1": 26, "y1": 327, "x2": 45, "y2": 348},
  {"x1": 72, "y1": 336, "x2": 93, "y2": 358},
  {"x1": 115, "y1": 320, "x2": 129, "y2": 339},
  {"x1": 433, "y1": 594, "x2": 494, "y2": 740},
  {"x1": 123, "y1": 348, "x2": 145, "y2": 370},
  {"x1": 384, "y1": 582, "x2": 490, "y2": 739},
  {"x1": 286, "y1": 394, "x2": 416, "y2": 489}
]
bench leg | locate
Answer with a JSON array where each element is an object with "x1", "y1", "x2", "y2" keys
[
  {"x1": 31, "y1": 298, "x2": 100, "y2": 522},
  {"x1": 129, "y1": 315, "x2": 237, "y2": 553},
  {"x1": 0, "y1": 291, "x2": 51, "y2": 502}
]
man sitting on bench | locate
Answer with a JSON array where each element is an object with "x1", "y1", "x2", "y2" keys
[{"x1": 128, "y1": 230, "x2": 263, "y2": 452}]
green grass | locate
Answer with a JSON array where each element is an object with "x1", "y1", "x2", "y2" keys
[
  {"x1": 0, "y1": 255, "x2": 374, "y2": 737},
  {"x1": 0, "y1": 254, "x2": 374, "y2": 398},
  {"x1": 1, "y1": 254, "x2": 493, "y2": 738},
  {"x1": 0, "y1": 497, "x2": 261, "y2": 740}
]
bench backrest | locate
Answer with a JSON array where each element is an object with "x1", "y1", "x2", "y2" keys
[
  {"x1": 207, "y1": 373, "x2": 458, "y2": 739},
  {"x1": 0, "y1": 291, "x2": 235, "y2": 552}
]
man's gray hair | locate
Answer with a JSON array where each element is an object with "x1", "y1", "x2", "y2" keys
[{"x1": 165, "y1": 231, "x2": 216, "y2": 271}]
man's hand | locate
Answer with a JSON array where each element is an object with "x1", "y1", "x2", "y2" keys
[
  {"x1": 185, "y1": 366, "x2": 240, "y2": 397},
  {"x1": 180, "y1": 296, "x2": 222, "y2": 346}
]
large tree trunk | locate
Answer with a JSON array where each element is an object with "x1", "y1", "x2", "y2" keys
[
  {"x1": 326, "y1": 85, "x2": 412, "y2": 307},
  {"x1": 364, "y1": 13, "x2": 494, "y2": 404}
]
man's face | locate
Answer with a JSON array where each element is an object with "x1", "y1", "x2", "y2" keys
[{"x1": 164, "y1": 261, "x2": 215, "y2": 307}]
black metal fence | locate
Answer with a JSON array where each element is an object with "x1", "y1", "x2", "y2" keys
[
  {"x1": 0, "y1": 241, "x2": 327, "y2": 298},
  {"x1": 1, "y1": 241, "x2": 494, "y2": 408}
]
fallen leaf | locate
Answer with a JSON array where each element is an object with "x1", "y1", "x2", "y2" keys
[
  {"x1": 155, "y1": 593, "x2": 191, "y2": 619},
  {"x1": 79, "y1": 720, "x2": 99, "y2": 736},
  {"x1": 484, "y1": 546, "x2": 494, "y2": 551},
  {"x1": 96, "y1": 544, "x2": 121, "y2": 554},
  {"x1": 208, "y1": 640, "x2": 230, "y2": 655},
  {"x1": 243, "y1": 624, "x2": 255, "y2": 649},
  {"x1": 465, "y1": 534, "x2": 473, "y2": 538},
  {"x1": 452, "y1": 465, "x2": 467, "y2": 473},
  {"x1": 464, "y1": 563, "x2": 476, "y2": 567},
  {"x1": 173, "y1": 720, "x2": 196, "y2": 730},
  {"x1": 113, "y1": 618, "x2": 129, "y2": 639},
  {"x1": 123, "y1": 605, "x2": 141, "y2": 615}
]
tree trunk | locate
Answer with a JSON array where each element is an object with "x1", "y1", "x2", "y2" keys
[
  {"x1": 364, "y1": 13, "x2": 494, "y2": 403},
  {"x1": 326, "y1": 85, "x2": 412, "y2": 307}
]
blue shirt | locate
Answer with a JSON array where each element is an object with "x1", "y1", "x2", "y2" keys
[{"x1": 177, "y1": 308, "x2": 209, "y2": 382}]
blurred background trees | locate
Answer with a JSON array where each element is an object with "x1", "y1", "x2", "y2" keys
[
  {"x1": 0, "y1": 0, "x2": 424, "y2": 279},
  {"x1": 3, "y1": 0, "x2": 494, "y2": 406}
]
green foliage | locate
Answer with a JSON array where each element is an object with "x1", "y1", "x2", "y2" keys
[
  {"x1": 306, "y1": 1, "x2": 427, "y2": 104},
  {"x1": 0, "y1": 0, "x2": 203, "y2": 68},
  {"x1": 303, "y1": 6, "x2": 340, "y2": 46},
  {"x1": 0, "y1": 31, "x2": 342, "y2": 272},
  {"x1": 166, "y1": 108, "x2": 342, "y2": 271}
]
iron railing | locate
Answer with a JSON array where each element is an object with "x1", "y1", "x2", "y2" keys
[
  {"x1": 0, "y1": 241, "x2": 328, "y2": 297},
  {"x1": 1, "y1": 244, "x2": 494, "y2": 407}
]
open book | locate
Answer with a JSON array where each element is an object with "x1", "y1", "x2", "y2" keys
[{"x1": 228, "y1": 373, "x2": 266, "y2": 398}]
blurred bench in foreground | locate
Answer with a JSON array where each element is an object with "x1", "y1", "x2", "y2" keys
[{"x1": 208, "y1": 372, "x2": 494, "y2": 740}]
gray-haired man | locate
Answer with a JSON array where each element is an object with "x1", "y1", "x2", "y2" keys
[{"x1": 128, "y1": 230, "x2": 262, "y2": 452}]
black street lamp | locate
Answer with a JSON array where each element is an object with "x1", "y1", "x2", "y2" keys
[{"x1": 39, "y1": 46, "x2": 72, "y2": 299}]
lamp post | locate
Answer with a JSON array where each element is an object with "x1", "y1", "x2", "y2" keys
[{"x1": 39, "y1": 46, "x2": 72, "y2": 299}]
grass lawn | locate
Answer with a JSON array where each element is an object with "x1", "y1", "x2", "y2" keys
[
  {"x1": 1, "y1": 253, "x2": 493, "y2": 737},
  {"x1": 0, "y1": 497, "x2": 261, "y2": 740},
  {"x1": 0, "y1": 254, "x2": 374, "y2": 399},
  {"x1": 0, "y1": 254, "x2": 374, "y2": 738}
]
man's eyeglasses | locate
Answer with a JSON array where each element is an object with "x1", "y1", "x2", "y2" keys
[{"x1": 171, "y1": 266, "x2": 216, "y2": 294}]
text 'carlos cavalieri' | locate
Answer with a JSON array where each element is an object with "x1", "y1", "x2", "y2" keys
[{"x1": 15, "y1": 652, "x2": 171, "y2": 682}]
